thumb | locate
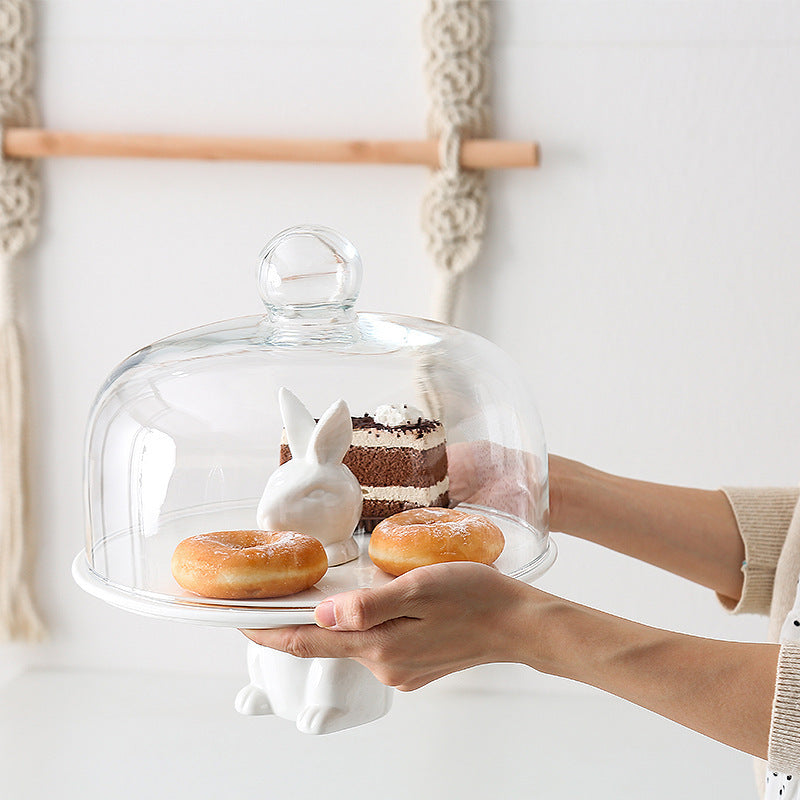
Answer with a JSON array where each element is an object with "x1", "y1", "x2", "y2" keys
[{"x1": 314, "y1": 580, "x2": 416, "y2": 631}]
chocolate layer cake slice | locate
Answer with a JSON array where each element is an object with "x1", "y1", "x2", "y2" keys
[{"x1": 279, "y1": 405, "x2": 449, "y2": 530}]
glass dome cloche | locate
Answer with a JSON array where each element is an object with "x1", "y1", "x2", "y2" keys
[{"x1": 74, "y1": 224, "x2": 555, "y2": 631}]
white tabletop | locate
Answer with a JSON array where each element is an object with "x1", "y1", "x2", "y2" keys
[{"x1": 0, "y1": 667, "x2": 754, "y2": 800}]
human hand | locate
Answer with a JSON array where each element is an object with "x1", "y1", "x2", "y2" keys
[
  {"x1": 242, "y1": 561, "x2": 541, "y2": 691},
  {"x1": 446, "y1": 441, "x2": 548, "y2": 527}
]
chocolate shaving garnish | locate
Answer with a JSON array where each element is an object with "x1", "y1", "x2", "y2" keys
[{"x1": 350, "y1": 414, "x2": 441, "y2": 434}]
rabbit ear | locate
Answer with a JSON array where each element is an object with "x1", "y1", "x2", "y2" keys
[
  {"x1": 307, "y1": 399, "x2": 353, "y2": 465},
  {"x1": 279, "y1": 387, "x2": 317, "y2": 458}
]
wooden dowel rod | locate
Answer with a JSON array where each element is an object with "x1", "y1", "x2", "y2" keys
[{"x1": 2, "y1": 129, "x2": 540, "y2": 169}]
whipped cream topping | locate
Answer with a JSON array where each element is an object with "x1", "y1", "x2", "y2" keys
[{"x1": 373, "y1": 403, "x2": 425, "y2": 428}]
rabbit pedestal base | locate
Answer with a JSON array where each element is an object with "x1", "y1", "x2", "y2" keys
[
  {"x1": 235, "y1": 640, "x2": 393, "y2": 735},
  {"x1": 323, "y1": 536, "x2": 361, "y2": 567}
]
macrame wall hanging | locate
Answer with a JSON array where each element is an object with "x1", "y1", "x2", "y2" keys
[
  {"x1": 422, "y1": 0, "x2": 491, "y2": 324},
  {"x1": 0, "y1": 0, "x2": 537, "y2": 640},
  {"x1": 0, "y1": 0, "x2": 44, "y2": 641}
]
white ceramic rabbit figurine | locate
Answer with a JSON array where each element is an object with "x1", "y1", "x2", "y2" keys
[
  {"x1": 238, "y1": 388, "x2": 392, "y2": 735},
  {"x1": 235, "y1": 643, "x2": 394, "y2": 735},
  {"x1": 257, "y1": 387, "x2": 362, "y2": 566}
]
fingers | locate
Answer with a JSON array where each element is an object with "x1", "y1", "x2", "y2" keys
[
  {"x1": 314, "y1": 574, "x2": 422, "y2": 631},
  {"x1": 240, "y1": 624, "x2": 448, "y2": 693},
  {"x1": 241, "y1": 625, "x2": 363, "y2": 660}
]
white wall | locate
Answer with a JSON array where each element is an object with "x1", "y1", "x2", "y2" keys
[{"x1": 3, "y1": 0, "x2": 799, "y2": 778}]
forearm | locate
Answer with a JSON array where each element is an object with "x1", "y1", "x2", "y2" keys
[
  {"x1": 513, "y1": 590, "x2": 778, "y2": 759},
  {"x1": 246, "y1": 562, "x2": 779, "y2": 759},
  {"x1": 551, "y1": 456, "x2": 744, "y2": 599}
]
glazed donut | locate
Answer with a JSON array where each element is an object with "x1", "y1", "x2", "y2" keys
[
  {"x1": 368, "y1": 507, "x2": 504, "y2": 577},
  {"x1": 171, "y1": 530, "x2": 328, "y2": 599}
]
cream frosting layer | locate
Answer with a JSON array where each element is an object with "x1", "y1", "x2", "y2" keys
[
  {"x1": 349, "y1": 427, "x2": 446, "y2": 450},
  {"x1": 362, "y1": 477, "x2": 449, "y2": 504}
]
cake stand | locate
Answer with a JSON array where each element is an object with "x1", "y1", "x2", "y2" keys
[
  {"x1": 74, "y1": 225, "x2": 556, "y2": 734},
  {"x1": 73, "y1": 505, "x2": 555, "y2": 734}
]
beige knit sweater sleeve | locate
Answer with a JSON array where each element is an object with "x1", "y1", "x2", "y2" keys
[
  {"x1": 718, "y1": 487, "x2": 800, "y2": 614},
  {"x1": 770, "y1": 641, "x2": 800, "y2": 773},
  {"x1": 720, "y1": 486, "x2": 800, "y2": 779}
]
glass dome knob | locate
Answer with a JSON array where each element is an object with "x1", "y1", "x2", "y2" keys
[{"x1": 257, "y1": 225, "x2": 363, "y2": 319}]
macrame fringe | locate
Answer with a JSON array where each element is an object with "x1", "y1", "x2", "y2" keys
[
  {"x1": 0, "y1": 0, "x2": 45, "y2": 642},
  {"x1": 430, "y1": 267, "x2": 461, "y2": 325},
  {"x1": 0, "y1": 315, "x2": 43, "y2": 641}
]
